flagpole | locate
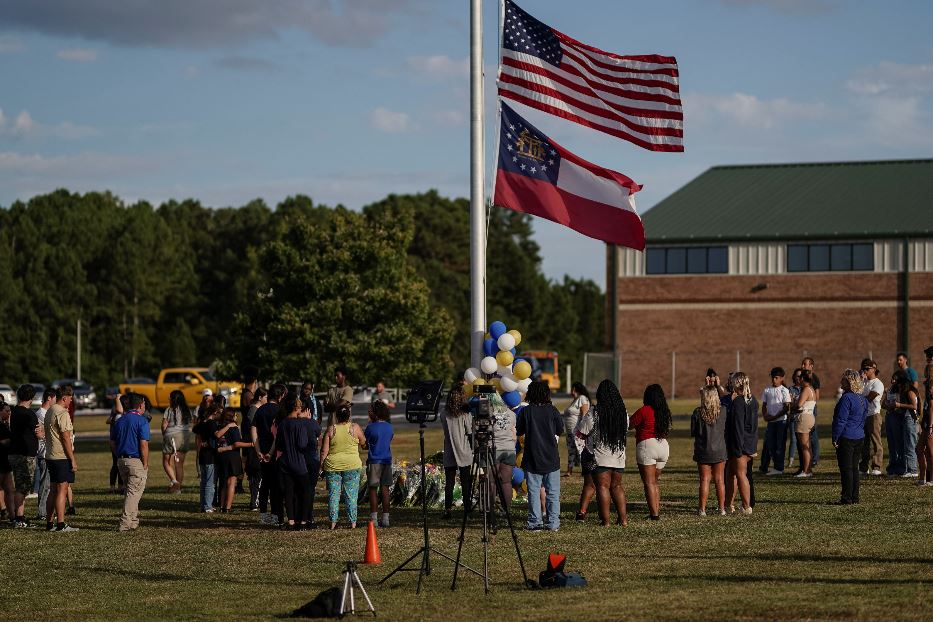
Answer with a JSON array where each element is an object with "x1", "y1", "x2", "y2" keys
[{"x1": 470, "y1": 0, "x2": 486, "y2": 370}]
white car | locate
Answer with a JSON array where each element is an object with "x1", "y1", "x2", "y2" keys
[{"x1": 0, "y1": 383, "x2": 15, "y2": 404}]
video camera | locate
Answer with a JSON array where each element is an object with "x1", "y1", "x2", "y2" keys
[{"x1": 464, "y1": 385, "x2": 496, "y2": 451}]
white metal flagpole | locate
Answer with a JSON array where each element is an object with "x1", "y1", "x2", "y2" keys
[{"x1": 470, "y1": 0, "x2": 486, "y2": 369}]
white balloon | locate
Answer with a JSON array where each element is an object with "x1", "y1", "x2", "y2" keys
[
  {"x1": 497, "y1": 364, "x2": 513, "y2": 378},
  {"x1": 518, "y1": 378, "x2": 532, "y2": 393},
  {"x1": 480, "y1": 356, "x2": 498, "y2": 375},
  {"x1": 497, "y1": 333, "x2": 516, "y2": 352},
  {"x1": 500, "y1": 375, "x2": 519, "y2": 393},
  {"x1": 464, "y1": 367, "x2": 481, "y2": 384}
]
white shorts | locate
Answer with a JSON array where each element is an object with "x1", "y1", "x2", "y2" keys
[{"x1": 636, "y1": 438, "x2": 669, "y2": 469}]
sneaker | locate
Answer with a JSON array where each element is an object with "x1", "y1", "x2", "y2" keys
[
  {"x1": 918, "y1": 480, "x2": 928, "y2": 486},
  {"x1": 742, "y1": 507, "x2": 753, "y2": 515},
  {"x1": 697, "y1": 510, "x2": 706, "y2": 517},
  {"x1": 203, "y1": 508, "x2": 215, "y2": 514},
  {"x1": 25, "y1": 492, "x2": 38, "y2": 499},
  {"x1": 869, "y1": 469, "x2": 883, "y2": 476},
  {"x1": 924, "y1": 481, "x2": 933, "y2": 487},
  {"x1": 902, "y1": 472, "x2": 919, "y2": 478},
  {"x1": 794, "y1": 472, "x2": 811, "y2": 478},
  {"x1": 766, "y1": 469, "x2": 783, "y2": 476},
  {"x1": 575, "y1": 511, "x2": 586, "y2": 522},
  {"x1": 719, "y1": 508, "x2": 727, "y2": 516},
  {"x1": 524, "y1": 524, "x2": 544, "y2": 532},
  {"x1": 55, "y1": 524, "x2": 79, "y2": 532},
  {"x1": 13, "y1": 519, "x2": 29, "y2": 528}
]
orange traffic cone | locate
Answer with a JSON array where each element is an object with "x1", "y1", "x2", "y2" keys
[{"x1": 363, "y1": 520, "x2": 382, "y2": 565}]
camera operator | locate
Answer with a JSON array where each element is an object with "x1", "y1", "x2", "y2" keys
[{"x1": 441, "y1": 382, "x2": 472, "y2": 520}]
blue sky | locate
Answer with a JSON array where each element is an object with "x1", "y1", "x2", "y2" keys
[{"x1": 1, "y1": 0, "x2": 932, "y2": 284}]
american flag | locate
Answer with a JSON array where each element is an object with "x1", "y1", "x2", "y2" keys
[{"x1": 498, "y1": 0, "x2": 684, "y2": 152}]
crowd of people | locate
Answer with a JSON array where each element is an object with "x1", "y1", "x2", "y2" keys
[{"x1": 2, "y1": 352, "x2": 931, "y2": 533}]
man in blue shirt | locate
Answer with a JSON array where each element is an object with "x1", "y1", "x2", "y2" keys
[{"x1": 110, "y1": 393, "x2": 151, "y2": 532}]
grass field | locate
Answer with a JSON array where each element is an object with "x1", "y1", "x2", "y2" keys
[{"x1": 4, "y1": 413, "x2": 933, "y2": 621}]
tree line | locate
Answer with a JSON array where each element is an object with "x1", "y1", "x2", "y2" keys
[{"x1": 0, "y1": 189, "x2": 605, "y2": 390}]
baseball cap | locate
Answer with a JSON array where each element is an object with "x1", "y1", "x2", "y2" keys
[{"x1": 202, "y1": 388, "x2": 213, "y2": 397}]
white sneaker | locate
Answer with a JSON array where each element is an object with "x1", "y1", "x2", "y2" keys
[
  {"x1": 902, "y1": 472, "x2": 919, "y2": 478},
  {"x1": 924, "y1": 481, "x2": 933, "y2": 487},
  {"x1": 766, "y1": 469, "x2": 783, "y2": 476},
  {"x1": 869, "y1": 469, "x2": 883, "y2": 476},
  {"x1": 719, "y1": 508, "x2": 727, "y2": 516},
  {"x1": 697, "y1": 510, "x2": 706, "y2": 517},
  {"x1": 25, "y1": 492, "x2": 38, "y2": 499},
  {"x1": 794, "y1": 472, "x2": 809, "y2": 478},
  {"x1": 742, "y1": 507, "x2": 753, "y2": 515}
]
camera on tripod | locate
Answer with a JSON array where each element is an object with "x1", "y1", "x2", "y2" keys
[{"x1": 464, "y1": 384, "x2": 495, "y2": 450}]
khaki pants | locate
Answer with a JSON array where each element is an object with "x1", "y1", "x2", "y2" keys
[
  {"x1": 117, "y1": 458, "x2": 148, "y2": 531},
  {"x1": 859, "y1": 413, "x2": 883, "y2": 473}
]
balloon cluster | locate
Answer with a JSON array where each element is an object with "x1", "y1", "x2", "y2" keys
[{"x1": 463, "y1": 320, "x2": 533, "y2": 408}]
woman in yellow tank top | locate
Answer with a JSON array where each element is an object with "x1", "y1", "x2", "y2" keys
[{"x1": 321, "y1": 402, "x2": 367, "y2": 529}]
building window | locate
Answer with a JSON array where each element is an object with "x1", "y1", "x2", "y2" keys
[
  {"x1": 645, "y1": 246, "x2": 729, "y2": 275},
  {"x1": 786, "y1": 243, "x2": 874, "y2": 272}
]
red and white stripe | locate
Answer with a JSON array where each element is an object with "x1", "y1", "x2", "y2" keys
[{"x1": 499, "y1": 30, "x2": 684, "y2": 152}]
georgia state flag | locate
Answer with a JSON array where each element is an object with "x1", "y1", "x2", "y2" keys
[{"x1": 493, "y1": 101, "x2": 645, "y2": 250}]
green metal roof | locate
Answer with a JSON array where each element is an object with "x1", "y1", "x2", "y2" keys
[{"x1": 642, "y1": 159, "x2": 933, "y2": 244}]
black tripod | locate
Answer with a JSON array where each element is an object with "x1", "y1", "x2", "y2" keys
[
  {"x1": 451, "y1": 438, "x2": 533, "y2": 593},
  {"x1": 378, "y1": 418, "x2": 482, "y2": 594}
]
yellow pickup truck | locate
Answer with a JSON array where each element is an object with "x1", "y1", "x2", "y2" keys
[{"x1": 119, "y1": 368, "x2": 241, "y2": 409}]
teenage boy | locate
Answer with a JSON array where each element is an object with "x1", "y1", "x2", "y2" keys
[
  {"x1": 35, "y1": 388, "x2": 58, "y2": 522},
  {"x1": 365, "y1": 401, "x2": 394, "y2": 528},
  {"x1": 760, "y1": 368, "x2": 792, "y2": 475},
  {"x1": 45, "y1": 386, "x2": 78, "y2": 532},
  {"x1": 8, "y1": 384, "x2": 41, "y2": 527},
  {"x1": 859, "y1": 359, "x2": 885, "y2": 476}
]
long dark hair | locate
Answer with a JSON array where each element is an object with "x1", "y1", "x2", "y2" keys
[
  {"x1": 643, "y1": 384, "x2": 672, "y2": 437},
  {"x1": 169, "y1": 390, "x2": 192, "y2": 425},
  {"x1": 594, "y1": 380, "x2": 627, "y2": 452},
  {"x1": 571, "y1": 382, "x2": 590, "y2": 400},
  {"x1": 526, "y1": 381, "x2": 551, "y2": 406}
]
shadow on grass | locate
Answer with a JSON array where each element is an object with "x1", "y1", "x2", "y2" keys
[{"x1": 662, "y1": 573, "x2": 933, "y2": 586}]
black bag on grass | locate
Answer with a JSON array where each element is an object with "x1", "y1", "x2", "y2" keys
[
  {"x1": 538, "y1": 553, "x2": 587, "y2": 589},
  {"x1": 290, "y1": 587, "x2": 342, "y2": 619}
]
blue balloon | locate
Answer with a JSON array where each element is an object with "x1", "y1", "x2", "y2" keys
[
  {"x1": 489, "y1": 321, "x2": 508, "y2": 340},
  {"x1": 483, "y1": 338, "x2": 497, "y2": 357},
  {"x1": 503, "y1": 390, "x2": 521, "y2": 408},
  {"x1": 511, "y1": 467, "x2": 525, "y2": 487},
  {"x1": 510, "y1": 347, "x2": 517, "y2": 357}
]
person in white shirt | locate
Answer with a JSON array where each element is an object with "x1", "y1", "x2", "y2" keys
[
  {"x1": 859, "y1": 359, "x2": 885, "y2": 476},
  {"x1": 759, "y1": 367, "x2": 792, "y2": 475}
]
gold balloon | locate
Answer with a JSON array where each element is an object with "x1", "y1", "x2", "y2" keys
[
  {"x1": 496, "y1": 350, "x2": 514, "y2": 366},
  {"x1": 513, "y1": 360, "x2": 532, "y2": 380},
  {"x1": 507, "y1": 329, "x2": 522, "y2": 346}
]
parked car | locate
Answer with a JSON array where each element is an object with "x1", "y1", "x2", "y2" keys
[
  {"x1": 120, "y1": 368, "x2": 241, "y2": 409},
  {"x1": 30, "y1": 383, "x2": 46, "y2": 409},
  {"x1": 0, "y1": 383, "x2": 15, "y2": 404},
  {"x1": 50, "y1": 379, "x2": 97, "y2": 410},
  {"x1": 105, "y1": 378, "x2": 155, "y2": 408}
]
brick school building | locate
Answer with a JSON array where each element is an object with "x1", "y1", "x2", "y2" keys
[{"x1": 606, "y1": 159, "x2": 933, "y2": 398}]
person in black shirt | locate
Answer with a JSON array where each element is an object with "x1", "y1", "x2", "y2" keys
[
  {"x1": 214, "y1": 407, "x2": 251, "y2": 513},
  {"x1": 516, "y1": 381, "x2": 563, "y2": 532},
  {"x1": 298, "y1": 401, "x2": 322, "y2": 527},
  {"x1": 251, "y1": 383, "x2": 287, "y2": 526},
  {"x1": 1, "y1": 402, "x2": 13, "y2": 520},
  {"x1": 272, "y1": 396, "x2": 314, "y2": 529},
  {"x1": 9, "y1": 384, "x2": 41, "y2": 527},
  {"x1": 193, "y1": 405, "x2": 220, "y2": 513}
]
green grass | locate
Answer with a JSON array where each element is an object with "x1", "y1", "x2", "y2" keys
[{"x1": 4, "y1": 420, "x2": 932, "y2": 621}]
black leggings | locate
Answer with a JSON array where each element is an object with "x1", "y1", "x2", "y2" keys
[
  {"x1": 445, "y1": 466, "x2": 472, "y2": 511},
  {"x1": 110, "y1": 452, "x2": 122, "y2": 488},
  {"x1": 283, "y1": 471, "x2": 311, "y2": 524}
]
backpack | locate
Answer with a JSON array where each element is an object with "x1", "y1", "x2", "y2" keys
[
  {"x1": 538, "y1": 553, "x2": 587, "y2": 589},
  {"x1": 290, "y1": 586, "x2": 342, "y2": 619}
]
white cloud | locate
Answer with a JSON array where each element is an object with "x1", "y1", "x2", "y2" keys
[
  {"x1": 56, "y1": 48, "x2": 100, "y2": 62},
  {"x1": 0, "y1": 151, "x2": 149, "y2": 177},
  {"x1": 0, "y1": 108, "x2": 97, "y2": 140},
  {"x1": 407, "y1": 54, "x2": 468, "y2": 79},
  {"x1": 433, "y1": 109, "x2": 465, "y2": 126},
  {"x1": 0, "y1": 37, "x2": 25, "y2": 54},
  {"x1": 847, "y1": 61, "x2": 933, "y2": 96},
  {"x1": 685, "y1": 92, "x2": 830, "y2": 129},
  {"x1": 371, "y1": 107, "x2": 412, "y2": 133}
]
